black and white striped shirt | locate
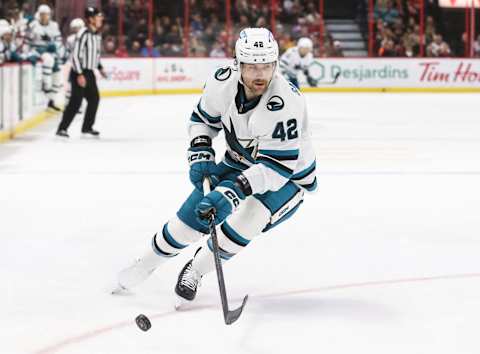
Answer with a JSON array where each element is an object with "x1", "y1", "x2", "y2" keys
[{"x1": 71, "y1": 27, "x2": 103, "y2": 74}]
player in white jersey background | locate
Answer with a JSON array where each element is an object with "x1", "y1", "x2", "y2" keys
[
  {"x1": 114, "y1": 28, "x2": 317, "y2": 303},
  {"x1": 8, "y1": 6, "x2": 29, "y2": 51},
  {"x1": 25, "y1": 4, "x2": 64, "y2": 111},
  {"x1": 65, "y1": 18, "x2": 85, "y2": 61},
  {"x1": 279, "y1": 37, "x2": 318, "y2": 88},
  {"x1": 0, "y1": 21, "x2": 20, "y2": 64},
  {"x1": 64, "y1": 18, "x2": 85, "y2": 108}
]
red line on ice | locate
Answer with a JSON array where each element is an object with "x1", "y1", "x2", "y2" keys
[{"x1": 33, "y1": 272, "x2": 480, "y2": 354}]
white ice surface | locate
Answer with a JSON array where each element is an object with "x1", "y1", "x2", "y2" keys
[{"x1": 1, "y1": 93, "x2": 479, "y2": 354}]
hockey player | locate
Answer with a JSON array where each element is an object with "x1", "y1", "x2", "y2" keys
[
  {"x1": 0, "y1": 23, "x2": 12, "y2": 64},
  {"x1": 64, "y1": 18, "x2": 85, "y2": 109},
  {"x1": 25, "y1": 5, "x2": 64, "y2": 111},
  {"x1": 279, "y1": 37, "x2": 317, "y2": 88},
  {"x1": 9, "y1": 6, "x2": 29, "y2": 50},
  {"x1": 65, "y1": 18, "x2": 85, "y2": 61},
  {"x1": 0, "y1": 23, "x2": 21, "y2": 64},
  {"x1": 114, "y1": 28, "x2": 317, "y2": 303}
]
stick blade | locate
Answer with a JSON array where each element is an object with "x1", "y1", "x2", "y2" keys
[{"x1": 225, "y1": 295, "x2": 249, "y2": 325}]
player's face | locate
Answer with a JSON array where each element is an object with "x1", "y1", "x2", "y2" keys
[
  {"x1": 39, "y1": 13, "x2": 50, "y2": 25},
  {"x1": 299, "y1": 47, "x2": 311, "y2": 57},
  {"x1": 2, "y1": 32, "x2": 13, "y2": 43},
  {"x1": 241, "y1": 62, "x2": 276, "y2": 97}
]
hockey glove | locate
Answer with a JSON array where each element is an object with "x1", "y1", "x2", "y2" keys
[
  {"x1": 10, "y1": 52, "x2": 22, "y2": 62},
  {"x1": 303, "y1": 69, "x2": 318, "y2": 87},
  {"x1": 306, "y1": 75, "x2": 318, "y2": 87},
  {"x1": 188, "y1": 136, "x2": 219, "y2": 192},
  {"x1": 27, "y1": 55, "x2": 38, "y2": 65},
  {"x1": 195, "y1": 180, "x2": 247, "y2": 227}
]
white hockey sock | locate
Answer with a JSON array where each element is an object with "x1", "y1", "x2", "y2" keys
[
  {"x1": 191, "y1": 245, "x2": 218, "y2": 276},
  {"x1": 140, "y1": 244, "x2": 169, "y2": 269},
  {"x1": 50, "y1": 71, "x2": 63, "y2": 102},
  {"x1": 153, "y1": 218, "x2": 204, "y2": 257}
]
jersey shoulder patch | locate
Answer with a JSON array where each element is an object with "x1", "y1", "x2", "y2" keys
[
  {"x1": 200, "y1": 65, "x2": 238, "y2": 118},
  {"x1": 205, "y1": 65, "x2": 238, "y2": 94},
  {"x1": 214, "y1": 66, "x2": 233, "y2": 81},
  {"x1": 264, "y1": 75, "x2": 305, "y2": 116},
  {"x1": 266, "y1": 95, "x2": 285, "y2": 112}
]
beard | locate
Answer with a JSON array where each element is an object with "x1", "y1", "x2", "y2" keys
[{"x1": 245, "y1": 78, "x2": 269, "y2": 96}]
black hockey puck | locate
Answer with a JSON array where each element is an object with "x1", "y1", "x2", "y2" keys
[{"x1": 135, "y1": 314, "x2": 151, "y2": 332}]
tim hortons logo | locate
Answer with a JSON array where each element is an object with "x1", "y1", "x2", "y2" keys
[{"x1": 419, "y1": 62, "x2": 480, "y2": 83}]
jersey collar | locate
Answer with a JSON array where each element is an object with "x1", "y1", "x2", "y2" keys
[{"x1": 235, "y1": 82, "x2": 262, "y2": 114}]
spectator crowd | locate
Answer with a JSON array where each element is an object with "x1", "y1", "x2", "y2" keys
[
  {"x1": 1, "y1": 0, "x2": 479, "y2": 65},
  {"x1": 374, "y1": 0, "x2": 456, "y2": 57},
  {"x1": 98, "y1": 0, "x2": 339, "y2": 58}
]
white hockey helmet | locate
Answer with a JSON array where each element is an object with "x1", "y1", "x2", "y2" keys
[
  {"x1": 297, "y1": 37, "x2": 313, "y2": 49},
  {"x1": 38, "y1": 4, "x2": 52, "y2": 15},
  {"x1": 70, "y1": 18, "x2": 85, "y2": 30},
  {"x1": 235, "y1": 28, "x2": 279, "y2": 65}
]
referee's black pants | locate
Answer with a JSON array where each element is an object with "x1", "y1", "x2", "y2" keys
[{"x1": 58, "y1": 70, "x2": 100, "y2": 132}]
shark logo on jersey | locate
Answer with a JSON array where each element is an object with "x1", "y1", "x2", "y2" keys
[
  {"x1": 266, "y1": 95, "x2": 284, "y2": 111},
  {"x1": 214, "y1": 67, "x2": 232, "y2": 81},
  {"x1": 239, "y1": 138, "x2": 258, "y2": 158},
  {"x1": 223, "y1": 118, "x2": 256, "y2": 165}
]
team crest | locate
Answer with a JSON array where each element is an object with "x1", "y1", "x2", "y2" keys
[{"x1": 223, "y1": 118, "x2": 257, "y2": 164}]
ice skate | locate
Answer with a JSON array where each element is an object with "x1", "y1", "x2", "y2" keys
[
  {"x1": 174, "y1": 260, "x2": 202, "y2": 309},
  {"x1": 112, "y1": 252, "x2": 160, "y2": 294}
]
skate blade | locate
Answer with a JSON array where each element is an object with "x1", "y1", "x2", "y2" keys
[
  {"x1": 111, "y1": 285, "x2": 128, "y2": 295},
  {"x1": 80, "y1": 134, "x2": 100, "y2": 140},
  {"x1": 174, "y1": 295, "x2": 191, "y2": 310}
]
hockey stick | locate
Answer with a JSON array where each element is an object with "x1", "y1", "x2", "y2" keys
[
  {"x1": 203, "y1": 178, "x2": 249, "y2": 325},
  {"x1": 315, "y1": 71, "x2": 341, "y2": 86}
]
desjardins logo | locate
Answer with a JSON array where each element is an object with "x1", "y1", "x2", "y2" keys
[{"x1": 308, "y1": 61, "x2": 409, "y2": 82}]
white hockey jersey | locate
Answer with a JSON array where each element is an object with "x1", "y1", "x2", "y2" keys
[
  {"x1": 65, "y1": 34, "x2": 76, "y2": 60},
  {"x1": 189, "y1": 66, "x2": 317, "y2": 195},
  {"x1": 279, "y1": 46, "x2": 314, "y2": 78},
  {"x1": 11, "y1": 17, "x2": 28, "y2": 49},
  {"x1": 25, "y1": 19, "x2": 62, "y2": 55},
  {"x1": 0, "y1": 41, "x2": 8, "y2": 64},
  {"x1": 0, "y1": 40, "x2": 16, "y2": 64}
]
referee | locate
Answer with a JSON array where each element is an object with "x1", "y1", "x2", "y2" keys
[{"x1": 56, "y1": 7, "x2": 107, "y2": 138}]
